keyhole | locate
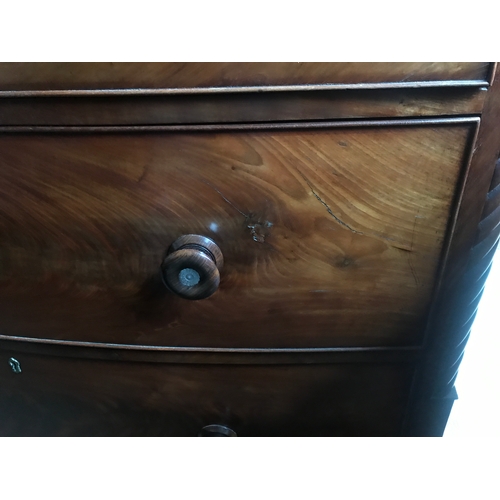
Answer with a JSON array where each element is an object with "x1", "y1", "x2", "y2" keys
[{"x1": 9, "y1": 358, "x2": 22, "y2": 374}]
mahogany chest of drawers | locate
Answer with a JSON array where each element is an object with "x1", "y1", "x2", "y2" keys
[{"x1": 0, "y1": 63, "x2": 499, "y2": 436}]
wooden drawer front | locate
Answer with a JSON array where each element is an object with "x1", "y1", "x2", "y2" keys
[
  {"x1": 0, "y1": 350, "x2": 414, "y2": 436},
  {"x1": 0, "y1": 122, "x2": 473, "y2": 347},
  {"x1": 0, "y1": 63, "x2": 490, "y2": 93}
]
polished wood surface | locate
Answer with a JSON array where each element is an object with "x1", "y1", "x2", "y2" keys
[
  {"x1": 0, "y1": 122, "x2": 474, "y2": 347},
  {"x1": 0, "y1": 349, "x2": 414, "y2": 436},
  {"x1": 0, "y1": 123, "x2": 473, "y2": 347},
  {"x1": 0, "y1": 335, "x2": 420, "y2": 365},
  {"x1": 0, "y1": 63, "x2": 490, "y2": 93},
  {"x1": 1, "y1": 62, "x2": 499, "y2": 437},
  {"x1": 0, "y1": 87, "x2": 487, "y2": 126},
  {"x1": 402, "y1": 64, "x2": 500, "y2": 435}
]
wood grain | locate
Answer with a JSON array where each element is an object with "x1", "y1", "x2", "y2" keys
[
  {"x1": 0, "y1": 87, "x2": 487, "y2": 126},
  {"x1": 406, "y1": 157, "x2": 500, "y2": 435},
  {"x1": 0, "y1": 62, "x2": 497, "y2": 438},
  {"x1": 0, "y1": 122, "x2": 474, "y2": 348},
  {"x1": 0, "y1": 349, "x2": 414, "y2": 436},
  {"x1": 0, "y1": 63, "x2": 490, "y2": 94},
  {"x1": 403, "y1": 64, "x2": 500, "y2": 436},
  {"x1": 0, "y1": 334, "x2": 421, "y2": 364}
]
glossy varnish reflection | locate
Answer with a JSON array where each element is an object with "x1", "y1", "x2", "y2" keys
[{"x1": 0, "y1": 121, "x2": 474, "y2": 347}]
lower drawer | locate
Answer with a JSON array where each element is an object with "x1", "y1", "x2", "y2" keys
[{"x1": 0, "y1": 349, "x2": 414, "y2": 436}]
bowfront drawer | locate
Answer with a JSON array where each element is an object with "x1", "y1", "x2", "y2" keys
[
  {"x1": 0, "y1": 349, "x2": 414, "y2": 436},
  {"x1": 0, "y1": 120, "x2": 476, "y2": 347}
]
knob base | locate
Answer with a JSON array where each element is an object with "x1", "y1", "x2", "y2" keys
[{"x1": 199, "y1": 424, "x2": 237, "y2": 437}]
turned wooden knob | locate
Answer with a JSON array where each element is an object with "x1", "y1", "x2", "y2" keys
[
  {"x1": 198, "y1": 424, "x2": 237, "y2": 437},
  {"x1": 161, "y1": 235, "x2": 223, "y2": 300}
]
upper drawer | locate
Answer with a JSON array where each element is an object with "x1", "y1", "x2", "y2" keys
[
  {"x1": 0, "y1": 63, "x2": 492, "y2": 93},
  {"x1": 0, "y1": 119, "x2": 476, "y2": 348}
]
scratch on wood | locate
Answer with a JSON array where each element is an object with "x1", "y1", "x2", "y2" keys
[
  {"x1": 137, "y1": 164, "x2": 149, "y2": 183},
  {"x1": 408, "y1": 213, "x2": 420, "y2": 287},
  {"x1": 294, "y1": 167, "x2": 417, "y2": 250},
  {"x1": 394, "y1": 246, "x2": 413, "y2": 253},
  {"x1": 310, "y1": 188, "x2": 364, "y2": 234},
  {"x1": 203, "y1": 180, "x2": 248, "y2": 217},
  {"x1": 203, "y1": 180, "x2": 272, "y2": 243},
  {"x1": 295, "y1": 168, "x2": 363, "y2": 235}
]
